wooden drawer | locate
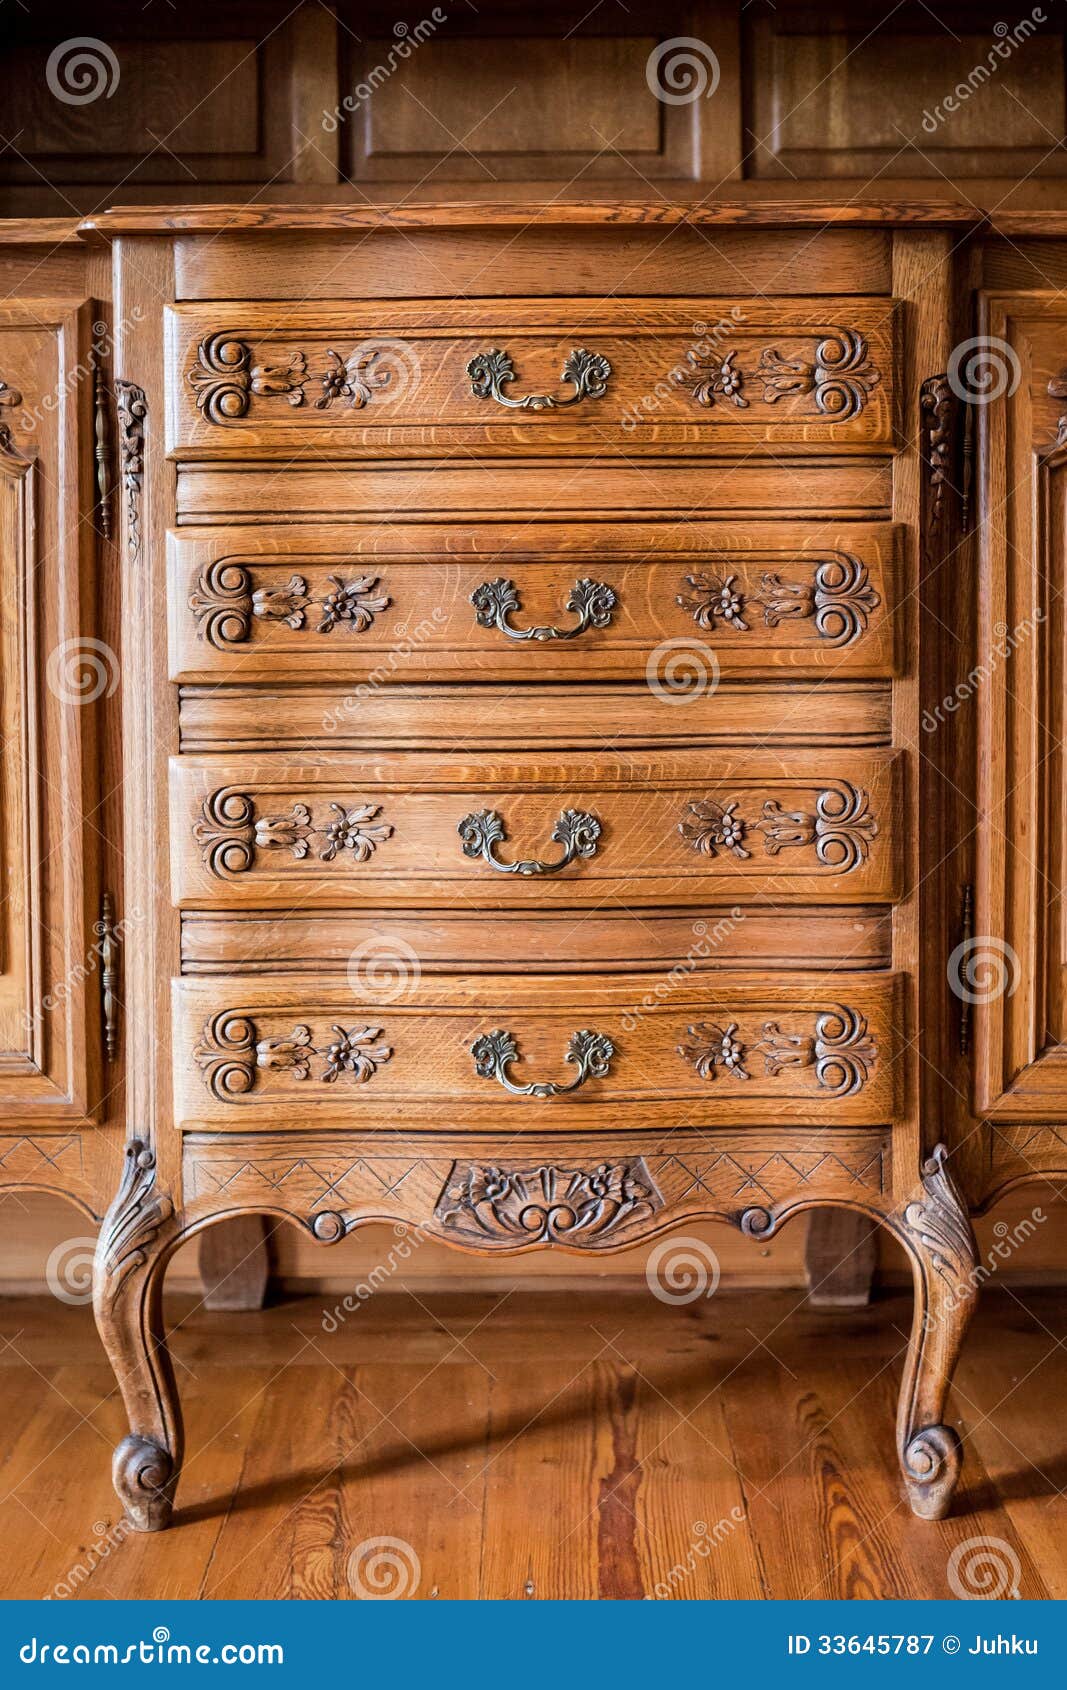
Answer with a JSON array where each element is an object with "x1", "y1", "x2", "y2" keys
[
  {"x1": 173, "y1": 972, "x2": 902, "y2": 1132},
  {"x1": 171, "y1": 748, "x2": 902, "y2": 908},
  {"x1": 165, "y1": 296, "x2": 897, "y2": 458},
  {"x1": 168, "y1": 521, "x2": 900, "y2": 683}
]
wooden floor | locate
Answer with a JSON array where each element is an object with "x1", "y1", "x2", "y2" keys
[{"x1": 0, "y1": 1285, "x2": 1065, "y2": 1600}]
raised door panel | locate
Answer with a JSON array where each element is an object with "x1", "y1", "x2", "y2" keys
[
  {"x1": 173, "y1": 972, "x2": 903, "y2": 1133},
  {"x1": 170, "y1": 748, "x2": 902, "y2": 909},
  {"x1": 168, "y1": 520, "x2": 900, "y2": 683},
  {"x1": 164, "y1": 298, "x2": 898, "y2": 458},
  {"x1": 0, "y1": 306, "x2": 100, "y2": 1120},
  {"x1": 975, "y1": 294, "x2": 1067, "y2": 1117}
]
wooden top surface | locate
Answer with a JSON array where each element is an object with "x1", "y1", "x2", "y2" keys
[
  {"x1": 77, "y1": 198, "x2": 984, "y2": 236},
  {"x1": 9, "y1": 200, "x2": 1067, "y2": 244}
]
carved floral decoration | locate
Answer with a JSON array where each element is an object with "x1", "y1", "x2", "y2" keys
[
  {"x1": 194, "y1": 1012, "x2": 392, "y2": 1100},
  {"x1": 677, "y1": 1005, "x2": 877, "y2": 1097},
  {"x1": 193, "y1": 789, "x2": 393, "y2": 878},
  {"x1": 676, "y1": 554, "x2": 881, "y2": 647},
  {"x1": 190, "y1": 559, "x2": 391, "y2": 648},
  {"x1": 679, "y1": 782, "x2": 878, "y2": 873},
  {"x1": 435, "y1": 1158, "x2": 663, "y2": 1247},
  {"x1": 188, "y1": 334, "x2": 394, "y2": 424},
  {"x1": 684, "y1": 329, "x2": 880, "y2": 419}
]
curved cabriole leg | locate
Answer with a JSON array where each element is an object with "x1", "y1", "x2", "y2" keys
[
  {"x1": 893, "y1": 1144, "x2": 978, "y2": 1521},
  {"x1": 93, "y1": 1140, "x2": 182, "y2": 1531}
]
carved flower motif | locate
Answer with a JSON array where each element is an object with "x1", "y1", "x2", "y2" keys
[
  {"x1": 758, "y1": 573, "x2": 814, "y2": 625},
  {"x1": 250, "y1": 351, "x2": 309, "y2": 406},
  {"x1": 321, "y1": 1024, "x2": 393, "y2": 1083},
  {"x1": 315, "y1": 348, "x2": 388, "y2": 410},
  {"x1": 676, "y1": 572, "x2": 749, "y2": 632},
  {"x1": 678, "y1": 799, "x2": 750, "y2": 859},
  {"x1": 320, "y1": 802, "x2": 394, "y2": 863},
  {"x1": 691, "y1": 349, "x2": 749, "y2": 410},
  {"x1": 255, "y1": 1023, "x2": 314, "y2": 1079},
  {"x1": 678, "y1": 1021, "x2": 750, "y2": 1081},
  {"x1": 318, "y1": 573, "x2": 391, "y2": 634},
  {"x1": 753, "y1": 800, "x2": 817, "y2": 855},
  {"x1": 251, "y1": 575, "x2": 312, "y2": 629}
]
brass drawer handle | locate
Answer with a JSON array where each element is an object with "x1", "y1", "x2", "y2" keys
[
  {"x1": 471, "y1": 575, "x2": 616, "y2": 641},
  {"x1": 471, "y1": 1028, "x2": 615, "y2": 1098},
  {"x1": 466, "y1": 347, "x2": 611, "y2": 410},
  {"x1": 458, "y1": 807, "x2": 600, "y2": 875}
]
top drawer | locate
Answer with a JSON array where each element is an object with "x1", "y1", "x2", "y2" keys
[{"x1": 165, "y1": 297, "x2": 898, "y2": 460}]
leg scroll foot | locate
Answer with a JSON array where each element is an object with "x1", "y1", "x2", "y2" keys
[
  {"x1": 901, "y1": 1422, "x2": 963, "y2": 1521},
  {"x1": 113, "y1": 1434, "x2": 176, "y2": 1532},
  {"x1": 93, "y1": 1141, "x2": 183, "y2": 1532},
  {"x1": 894, "y1": 1145, "x2": 978, "y2": 1521}
]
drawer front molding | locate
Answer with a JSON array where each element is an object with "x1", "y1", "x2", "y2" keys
[
  {"x1": 192, "y1": 788, "x2": 393, "y2": 876},
  {"x1": 168, "y1": 525, "x2": 898, "y2": 683},
  {"x1": 435, "y1": 1157, "x2": 660, "y2": 1245},
  {"x1": 677, "y1": 1005, "x2": 877, "y2": 1096},
  {"x1": 167, "y1": 299, "x2": 897, "y2": 454},
  {"x1": 174, "y1": 753, "x2": 899, "y2": 906},
  {"x1": 174, "y1": 976, "x2": 899, "y2": 1124},
  {"x1": 679, "y1": 781, "x2": 877, "y2": 872}
]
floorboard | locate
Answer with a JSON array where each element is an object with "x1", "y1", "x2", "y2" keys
[{"x1": 0, "y1": 1287, "x2": 1063, "y2": 1600}]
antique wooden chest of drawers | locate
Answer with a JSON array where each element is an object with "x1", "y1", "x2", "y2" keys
[{"x1": 67, "y1": 200, "x2": 992, "y2": 1533}]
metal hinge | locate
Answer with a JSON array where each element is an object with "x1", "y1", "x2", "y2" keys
[
  {"x1": 93, "y1": 346, "x2": 112, "y2": 541},
  {"x1": 97, "y1": 892, "x2": 119, "y2": 1061},
  {"x1": 956, "y1": 882, "x2": 974, "y2": 1056}
]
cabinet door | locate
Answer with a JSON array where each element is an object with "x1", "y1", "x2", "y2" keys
[
  {"x1": 975, "y1": 292, "x2": 1067, "y2": 1120},
  {"x1": 0, "y1": 303, "x2": 102, "y2": 1121}
]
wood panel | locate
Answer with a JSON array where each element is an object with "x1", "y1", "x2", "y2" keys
[
  {"x1": 175, "y1": 461, "x2": 895, "y2": 522},
  {"x1": 164, "y1": 297, "x2": 898, "y2": 459},
  {"x1": 745, "y1": 9, "x2": 1065, "y2": 181},
  {"x1": 974, "y1": 293, "x2": 1067, "y2": 1120},
  {"x1": 180, "y1": 906, "x2": 893, "y2": 975},
  {"x1": 178, "y1": 683, "x2": 893, "y2": 753},
  {"x1": 168, "y1": 520, "x2": 900, "y2": 683},
  {"x1": 0, "y1": 304, "x2": 100, "y2": 1122},
  {"x1": 170, "y1": 748, "x2": 902, "y2": 909},
  {"x1": 0, "y1": 4, "x2": 340, "y2": 198},
  {"x1": 172, "y1": 975, "x2": 902, "y2": 1132}
]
